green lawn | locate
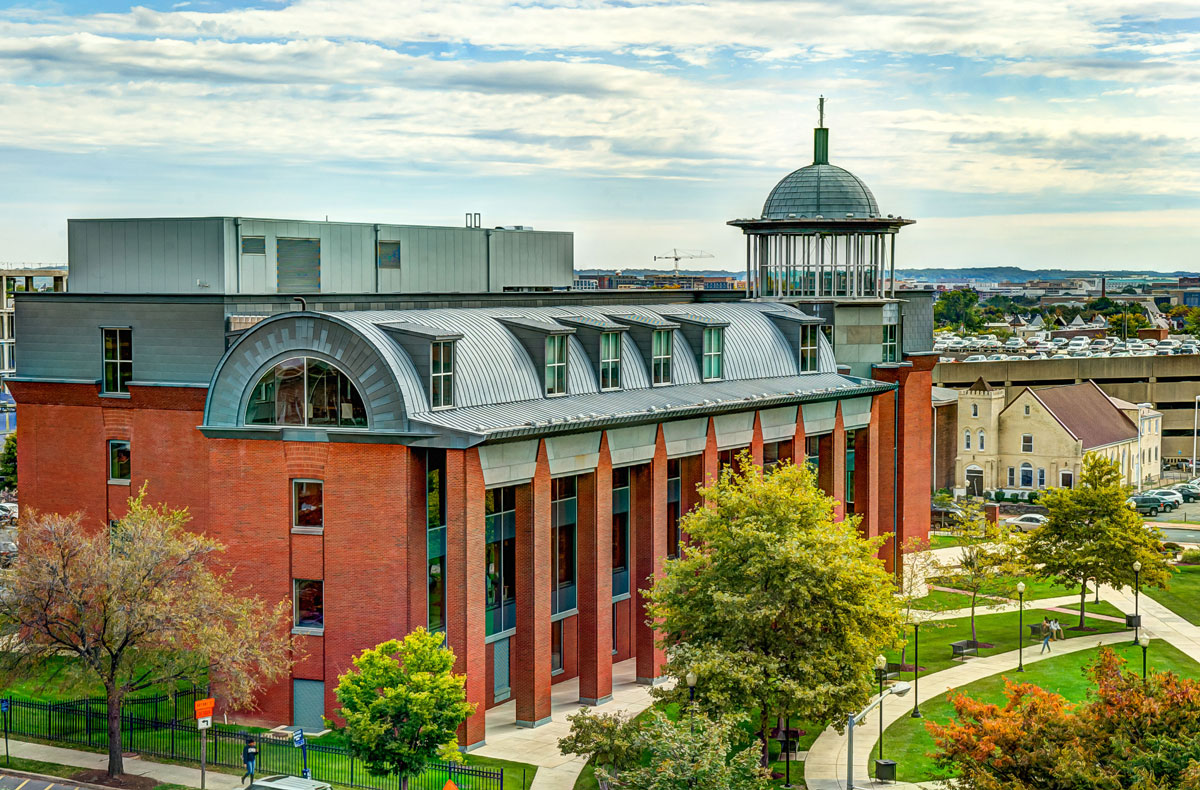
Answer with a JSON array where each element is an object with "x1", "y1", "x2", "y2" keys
[
  {"x1": 1146, "y1": 564, "x2": 1200, "y2": 625},
  {"x1": 928, "y1": 535, "x2": 970, "y2": 550},
  {"x1": 873, "y1": 641, "x2": 1200, "y2": 783},
  {"x1": 913, "y1": 573, "x2": 1095, "y2": 613},
  {"x1": 888, "y1": 604, "x2": 1128, "y2": 681}
]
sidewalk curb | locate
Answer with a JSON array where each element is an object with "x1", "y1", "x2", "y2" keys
[{"x1": 0, "y1": 766, "x2": 170, "y2": 790}]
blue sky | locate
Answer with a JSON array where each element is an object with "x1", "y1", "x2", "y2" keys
[{"x1": 1, "y1": 0, "x2": 1200, "y2": 272}]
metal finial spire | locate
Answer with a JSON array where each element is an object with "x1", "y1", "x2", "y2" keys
[{"x1": 818, "y1": 95, "x2": 825, "y2": 128}]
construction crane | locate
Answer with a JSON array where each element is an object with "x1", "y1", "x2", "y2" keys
[{"x1": 653, "y1": 248, "x2": 715, "y2": 276}]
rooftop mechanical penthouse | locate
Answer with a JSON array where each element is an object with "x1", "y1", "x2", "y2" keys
[{"x1": 10, "y1": 117, "x2": 935, "y2": 746}]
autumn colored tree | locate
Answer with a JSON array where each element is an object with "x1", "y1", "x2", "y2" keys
[
  {"x1": 927, "y1": 648, "x2": 1200, "y2": 789},
  {"x1": 645, "y1": 455, "x2": 902, "y2": 765},
  {"x1": 1025, "y1": 453, "x2": 1171, "y2": 628},
  {"x1": 0, "y1": 493, "x2": 293, "y2": 777}
]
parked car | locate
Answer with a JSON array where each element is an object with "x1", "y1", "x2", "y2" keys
[
  {"x1": 1147, "y1": 489, "x2": 1183, "y2": 509},
  {"x1": 1127, "y1": 495, "x2": 1163, "y2": 516},
  {"x1": 1007, "y1": 513, "x2": 1048, "y2": 531},
  {"x1": 249, "y1": 777, "x2": 333, "y2": 790},
  {"x1": 963, "y1": 355, "x2": 987, "y2": 363},
  {"x1": 932, "y1": 502, "x2": 964, "y2": 529},
  {"x1": 1142, "y1": 491, "x2": 1179, "y2": 511},
  {"x1": 1173, "y1": 483, "x2": 1200, "y2": 502}
]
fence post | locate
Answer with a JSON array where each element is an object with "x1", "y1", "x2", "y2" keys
[
  {"x1": 86, "y1": 699, "x2": 92, "y2": 745},
  {"x1": 350, "y1": 753, "x2": 354, "y2": 787},
  {"x1": 171, "y1": 718, "x2": 175, "y2": 759}
]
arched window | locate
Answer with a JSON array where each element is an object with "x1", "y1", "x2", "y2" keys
[
  {"x1": 245, "y1": 356, "x2": 368, "y2": 428},
  {"x1": 1020, "y1": 462, "x2": 1033, "y2": 488},
  {"x1": 971, "y1": 403, "x2": 978, "y2": 418},
  {"x1": 963, "y1": 429, "x2": 971, "y2": 450},
  {"x1": 977, "y1": 430, "x2": 985, "y2": 450}
]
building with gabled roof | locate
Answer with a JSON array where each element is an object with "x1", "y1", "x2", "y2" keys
[{"x1": 954, "y1": 379, "x2": 1160, "y2": 496}]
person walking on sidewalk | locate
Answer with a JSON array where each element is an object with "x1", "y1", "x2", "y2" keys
[
  {"x1": 1041, "y1": 622, "x2": 1053, "y2": 654},
  {"x1": 241, "y1": 736, "x2": 258, "y2": 785}
]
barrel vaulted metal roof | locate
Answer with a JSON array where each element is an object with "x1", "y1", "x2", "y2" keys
[{"x1": 204, "y1": 302, "x2": 894, "y2": 443}]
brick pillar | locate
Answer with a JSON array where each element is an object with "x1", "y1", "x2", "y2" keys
[
  {"x1": 854, "y1": 406, "x2": 881, "y2": 541},
  {"x1": 407, "y1": 449, "x2": 429, "y2": 630},
  {"x1": 634, "y1": 427, "x2": 668, "y2": 685},
  {"x1": 750, "y1": 413, "x2": 764, "y2": 470},
  {"x1": 868, "y1": 377, "x2": 899, "y2": 574},
  {"x1": 445, "y1": 448, "x2": 487, "y2": 748},
  {"x1": 514, "y1": 441, "x2": 552, "y2": 727},
  {"x1": 818, "y1": 409, "x2": 847, "y2": 520},
  {"x1": 577, "y1": 437, "x2": 613, "y2": 705}
]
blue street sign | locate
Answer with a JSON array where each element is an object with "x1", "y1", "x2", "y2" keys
[
  {"x1": 292, "y1": 729, "x2": 305, "y2": 747},
  {"x1": 1, "y1": 700, "x2": 9, "y2": 713}
]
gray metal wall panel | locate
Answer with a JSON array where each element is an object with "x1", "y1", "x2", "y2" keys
[
  {"x1": 67, "y1": 219, "x2": 225, "y2": 294},
  {"x1": 14, "y1": 298, "x2": 226, "y2": 384},
  {"x1": 759, "y1": 405, "x2": 799, "y2": 442}
]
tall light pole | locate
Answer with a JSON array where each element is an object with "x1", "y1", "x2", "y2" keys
[
  {"x1": 1134, "y1": 561, "x2": 1142, "y2": 644},
  {"x1": 910, "y1": 622, "x2": 922, "y2": 718},
  {"x1": 1192, "y1": 395, "x2": 1200, "y2": 476},
  {"x1": 1139, "y1": 634, "x2": 1151, "y2": 681},
  {"x1": 1017, "y1": 581, "x2": 1026, "y2": 672},
  {"x1": 847, "y1": 680, "x2": 911, "y2": 789},
  {"x1": 874, "y1": 655, "x2": 887, "y2": 762}
]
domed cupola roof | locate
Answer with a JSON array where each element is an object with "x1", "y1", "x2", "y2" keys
[{"x1": 761, "y1": 107, "x2": 880, "y2": 220}]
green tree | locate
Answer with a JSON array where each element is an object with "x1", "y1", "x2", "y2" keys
[
  {"x1": 0, "y1": 492, "x2": 292, "y2": 777},
  {"x1": 897, "y1": 536, "x2": 949, "y2": 667},
  {"x1": 1186, "y1": 309, "x2": 1200, "y2": 339},
  {"x1": 334, "y1": 629, "x2": 475, "y2": 790},
  {"x1": 934, "y1": 289, "x2": 983, "y2": 330},
  {"x1": 558, "y1": 709, "x2": 644, "y2": 790},
  {"x1": 1024, "y1": 454, "x2": 1172, "y2": 629},
  {"x1": 598, "y1": 710, "x2": 770, "y2": 790},
  {"x1": 934, "y1": 502, "x2": 1023, "y2": 643},
  {"x1": 0, "y1": 433, "x2": 15, "y2": 491},
  {"x1": 1121, "y1": 285, "x2": 1139, "y2": 294},
  {"x1": 645, "y1": 455, "x2": 902, "y2": 764}
]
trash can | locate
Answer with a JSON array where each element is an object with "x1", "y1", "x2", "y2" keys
[
  {"x1": 1126, "y1": 614, "x2": 1141, "y2": 629},
  {"x1": 875, "y1": 759, "x2": 898, "y2": 783}
]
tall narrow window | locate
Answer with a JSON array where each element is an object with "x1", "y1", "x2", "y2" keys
[
  {"x1": 545, "y1": 335, "x2": 567, "y2": 396},
  {"x1": 977, "y1": 430, "x2": 985, "y2": 450},
  {"x1": 971, "y1": 403, "x2": 979, "y2": 418},
  {"x1": 485, "y1": 486, "x2": 517, "y2": 636},
  {"x1": 551, "y1": 476, "x2": 577, "y2": 615},
  {"x1": 551, "y1": 619, "x2": 564, "y2": 674},
  {"x1": 426, "y1": 450, "x2": 447, "y2": 633},
  {"x1": 763, "y1": 440, "x2": 793, "y2": 472},
  {"x1": 666, "y1": 459, "x2": 682, "y2": 558},
  {"x1": 799, "y1": 325, "x2": 819, "y2": 372},
  {"x1": 108, "y1": 440, "x2": 131, "y2": 482},
  {"x1": 612, "y1": 467, "x2": 630, "y2": 596},
  {"x1": 431, "y1": 340, "x2": 455, "y2": 409},
  {"x1": 1038, "y1": 467, "x2": 1046, "y2": 488},
  {"x1": 600, "y1": 332, "x2": 622, "y2": 391},
  {"x1": 102, "y1": 328, "x2": 133, "y2": 394},
  {"x1": 805, "y1": 436, "x2": 820, "y2": 473},
  {"x1": 293, "y1": 580, "x2": 324, "y2": 631},
  {"x1": 1021, "y1": 434, "x2": 1034, "y2": 453},
  {"x1": 292, "y1": 480, "x2": 323, "y2": 530},
  {"x1": 702, "y1": 327, "x2": 724, "y2": 381},
  {"x1": 964, "y1": 429, "x2": 971, "y2": 450},
  {"x1": 1007, "y1": 466, "x2": 1015, "y2": 486},
  {"x1": 652, "y1": 329, "x2": 673, "y2": 385},
  {"x1": 882, "y1": 324, "x2": 898, "y2": 363},
  {"x1": 845, "y1": 430, "x2": 856, "y2": 510}
]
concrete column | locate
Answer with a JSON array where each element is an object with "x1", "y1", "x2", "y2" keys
[
  {"x1": 634, "y1": 427, "x2": 668, "y2": 685},
  {"x1": 577, "y1": 437, "x2": 613, "y2": 705},
  {"x1": 445, "y1": 448, "x2": 487, "y2": 748},
  {"x1": 514, "y1": 441, "x2": 552, "y2": 728}
]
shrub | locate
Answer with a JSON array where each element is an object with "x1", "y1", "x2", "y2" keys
[{"x1": 1180, "y1": 548, "x2": 1200, "y2": 564}]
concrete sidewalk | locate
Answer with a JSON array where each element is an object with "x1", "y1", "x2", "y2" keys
[
  {"x1": 803, "y1": 631, "x2": 1131, "y2": 790},
  {"x1": 0, "y1": 739, "x2": 241, "y2": 790}
]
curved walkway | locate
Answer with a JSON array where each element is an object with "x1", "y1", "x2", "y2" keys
[{"x1": 804, "y1": 584, "x2": 1200, "y2": 790}]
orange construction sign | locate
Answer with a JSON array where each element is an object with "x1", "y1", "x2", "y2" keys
[
  {"x1": 194, "y1": 697, "x2": 215, "y2": 718},
  {"x1": 442, "y1": 781, "x2": 458, "y2": 790}
]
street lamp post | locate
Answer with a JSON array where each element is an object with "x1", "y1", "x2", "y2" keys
[
  {"x1": 1192, "y1": 395, "x2": 1200, "y2": 475},
  {"x1": 874, "y1": 655, "x2": 886, "y2": 762},
  {"x1": 910, "y1": 622, "x2": 922, "y2": 718},
  {"x1": 1139, "y1": 634, "x2": 1151, "y2": 681},
  {"x1": 1133, "y1": 560, "x2": 1142, "y2": 645},
  {"x1": 1017, "y1": 582, "x2": 1026, "y2": 672},
  {"x1": 846, "y1": 680, "x2": 911, "y2": 789}
]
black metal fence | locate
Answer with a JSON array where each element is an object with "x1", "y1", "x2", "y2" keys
[{"x1": 2, "y1": 695, "x2": 504, "y2": 790}]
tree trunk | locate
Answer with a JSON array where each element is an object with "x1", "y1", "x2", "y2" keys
[
  {"x1": 970, "y1": 592, "x2": 978, "y2": 643},
  {"x1": 1079, "y1": 581, "x2": 1087, "y2": 629},
  {"x1": 759, "y1": 728, "x2": 770, "y2": 768},
  {"x1": 106, "y1": 686, "x2": 124, "y2": 777}
]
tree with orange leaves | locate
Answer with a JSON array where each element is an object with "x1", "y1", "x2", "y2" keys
[{"x1": 927, "y1": 648, "x2": 1200, "y2": 789}]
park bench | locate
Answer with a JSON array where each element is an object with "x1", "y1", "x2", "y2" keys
[
  {"x1": 950, "y1": 640, "x2": 979, "y2": 661},
  {"x1": 1028, "y1": 624, "x2": 1044, "y2": 639}
]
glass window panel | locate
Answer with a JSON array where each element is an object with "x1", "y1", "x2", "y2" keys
[
  {"x1": 293, "y1": 480, "x2": 323, "y2": 528},
  {"x1": 108, "y1": 440, "x2": 130, "y2": 480},
  {"x1": 275, "y1": 357, "x2": 306, "y2": 425},
  {"x1": 294, "y1": 580, "x2": 324, "y2": 629}
]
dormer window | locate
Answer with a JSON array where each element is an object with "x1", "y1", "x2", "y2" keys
[
  {"x1": 702, "y1": 327, "x2": 723, "y2": 381},
  {"x1": 600, "y1": 332, "x2": 621, "y2": 390},
  {"x1": 652, "y1": 329, "x2": 672, "y2": 385},
  {"x1": 799, "y1": 325, "x2": 818, "y2": 372},
  {"x1": 545, "y1": 334, "x2": 568, "y2": 396},
  {"x1": 430, "y1": 340, "x2": 455, "y2": 409}
]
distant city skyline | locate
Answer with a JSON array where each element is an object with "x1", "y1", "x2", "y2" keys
[{"x1": 1, "y1": 0, "x2": 1199, "y2": 271}]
